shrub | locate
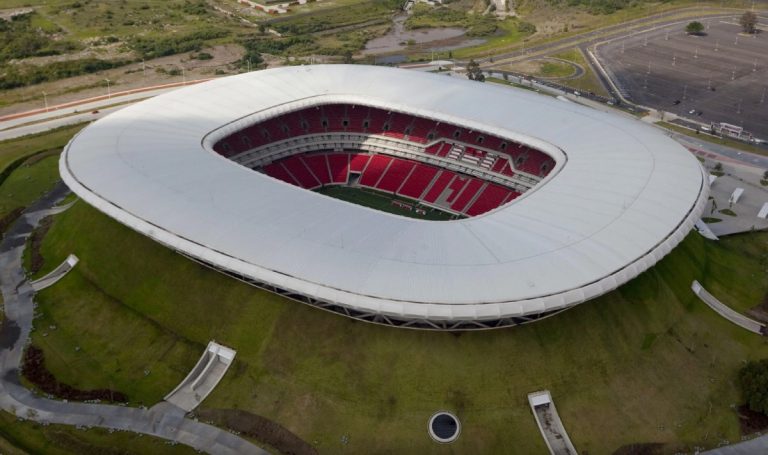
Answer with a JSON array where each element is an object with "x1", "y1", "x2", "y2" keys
[{"x1": 740, "y1": 360, "x2": 768, "y2": 415}]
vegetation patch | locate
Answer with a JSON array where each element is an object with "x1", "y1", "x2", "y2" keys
[
  {"x1": 719, "y1": 209, "x2": 737, "y2": 217},
  {"x1": 129, "y1": 28, "x2": 229, "y2": 59},
  {"x1": 550, "y1": 48, "x2": 609, "y2": 96},
  {"x1": 22, "y1": 345, "x2": 128, "y2": 403},
  {"x1": 27, "y1": 199, "x2": 768, "y2": 452},
  {"x1": 701, "y1": 217, "x2": 722, "y2": 223},
  {"x1": 0, "y1": 207, "x2": 24, "y2": 237},
  {"x1": 737, "y1": 405, "x2": 768, "y2": 435},
  {"x1": 197, "y1": 409, "x2": 317, "y2": 455},
  {"x1": 27, "y1": 216, "x2": 53, "y2": 276}
]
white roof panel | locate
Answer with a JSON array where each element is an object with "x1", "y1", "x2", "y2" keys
[{"x1": 61, "y1": 65, "x2": 708, "y2": 323}]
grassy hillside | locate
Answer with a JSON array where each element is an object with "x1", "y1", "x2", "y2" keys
[{"x1": 28, "y1": 200, "x2": 768, "y2": 453}]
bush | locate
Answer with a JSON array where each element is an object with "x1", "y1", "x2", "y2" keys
[
  {"x1": 686, "y1": 21, "x2": 704, "y2": 35},
  {"x1": 740, "y1": 360, "x2": 768, "y2": 415},
  {"x1": 517, "y1": 21, "x2": 537, "y2": 34},
  {"x1": 194, "y1": 52, "x2": 213, "y2": 60},
  {"x1": 129, "y1": 28, "x2": 229, "y2": 59},
  {"x1": 0, "y1": 12, "x2": 80, "y2": 64}
]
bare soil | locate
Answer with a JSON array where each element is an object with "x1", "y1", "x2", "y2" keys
[
  {"x1": 27, "y1": 215, "x2": 52, "y2": 275},
  {"x1": 737, "y1": 405, "x2": 768, "y2": 435},
  {"x1": 22, "y1": 345, "x2": 128, "y2": 403},
  {"x1": 197, "y1": 408, "x2": 317, "y2": 455},
  {"x1": 0, "y1": 44, "x2": 245, "y2": 117},
  {"x1": 612, "y1": 443, "x2": 668, "y2": 455}
]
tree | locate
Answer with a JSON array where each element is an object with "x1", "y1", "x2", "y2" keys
[
  {"x1": 685, "y1": 21, "x2": 704, "y2": 35},
  {"x1": 763, "y1": 169, "x2": 768, "y2": 181},
  {"x1": 466, "y1": 59, "x2": 485, "y2": 82},
  {"x1": 740, "y1": 11, "x2": 758, "y2": 34},
  {"x1": 740, "y1": 360, "x2": 768, "y2": 415},
  {"x1": 342, "y1": 50, "x2": 353, "y2": 64}
]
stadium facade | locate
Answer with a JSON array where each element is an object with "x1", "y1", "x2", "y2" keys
[{"x1": 61, "y1": 65, "x2": 708, "y2": 330}]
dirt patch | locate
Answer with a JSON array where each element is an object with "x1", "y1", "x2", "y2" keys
[
  {"x1": 197, "y1": 408, "x2": 317, "y2": 455},
  {"x1": 0, "y1": 207, "x2": 25, "y2": 237},
  {"x1": 612, "y1": 443, "x2": 667, "y2": 455},
  {"x1": 21, "y1": 345, "x2": 128, "y2": 403},
  {"x1": 737, "y1": 404, "x2": 768, "y2": 435},
  {"x1": 747, "y1": 292, "x2": 768, "y2": 323},
  {"x1": 0, "y1": 44, "x2": 245, "y2": 116},
  {"x1": 27, "y1": 215, "x2": 52, "y2": 275}
]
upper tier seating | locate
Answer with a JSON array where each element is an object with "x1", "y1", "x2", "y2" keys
[{"x1": 219, "y1": 104, "x2": 556, "y2": 182}]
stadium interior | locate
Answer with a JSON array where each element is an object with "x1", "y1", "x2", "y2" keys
[{"x1": 213, "y1": 103, "x2": 557, "y2": 218}]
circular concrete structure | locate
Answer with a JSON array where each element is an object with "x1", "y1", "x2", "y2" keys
[
  {"x1": 428, "y1": 411, "x2": 461, "y2": 443},
  {"x1": 61, "y1": 65, "x2": 708, "y2": 330}
]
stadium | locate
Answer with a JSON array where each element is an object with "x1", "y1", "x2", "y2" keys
[{"x1": 60, "y1": 64, "x2": 709, "y2": 330}]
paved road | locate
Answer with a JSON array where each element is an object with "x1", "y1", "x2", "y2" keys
[{"x1": 0, "y1": 183, "x2": 268, "y2": 455}]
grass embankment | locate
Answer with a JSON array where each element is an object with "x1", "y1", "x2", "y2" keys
[
  {"x1": 0, "y1": 123, "x2": 88, "y2": 224},
  {"x1": 29, "y1": 200, "x2": 768, "y2": 453},
  {"x1": 551, "y1": 48, "x2": 611, "y2": 97},
  {"x1": 315, "y1": 186, "x2": 455, "y2": 220},
  {"x1": 656, "y1": 122, "x2": 768, "y2": 156}
]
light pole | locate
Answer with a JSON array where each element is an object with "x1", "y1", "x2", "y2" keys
[
  {"x1": 182, "y1": 66, "x2": 186, "y2": 84},
  {"x1": 104, "y1": 78, "x2": 111, "y2": 98},
  {"x1": 42, "y1": 91, "x2": 48, "y2": 112},
  {"x1": 142, "y1": 58, "x2": 146, "y2": 77}
]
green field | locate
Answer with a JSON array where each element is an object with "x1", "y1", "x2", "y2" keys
[
  {"x1": 23, "y1": 194, "x2": 768, "y2": 453},
  {"x1": 550, "y1": 48, "x2": 611, "y2": 97},
  {"x1": 316, "y1": 185, "x2": 456, "y2": 220},
  {"x1": 0, "y1": 123, "x2": 87, "y2": 222}
]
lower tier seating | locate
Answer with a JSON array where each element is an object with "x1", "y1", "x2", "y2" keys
[{"x1": 261, "y1": 152, "x2": 521, "y2": 216}]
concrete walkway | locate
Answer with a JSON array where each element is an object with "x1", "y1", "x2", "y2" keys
[
  {"x1": 29, "y1": 254, "x2": 78, "y2": 291},
  {"x1": 0, "y1": 182, "x2": 267, "y2": 455},
  {"x1": 691, "y1": 281, "x2": 765, "y2": 335},
  {"x1": 528, "y1": 391, "x2": 578, "y2": 455},
  {"x1": 164, "y1": 341, "x2": 236, "y2": 412}
]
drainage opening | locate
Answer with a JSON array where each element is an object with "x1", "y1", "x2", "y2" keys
[{"x1": 428, "y1": 411, "x2": 460, "y2": 443}]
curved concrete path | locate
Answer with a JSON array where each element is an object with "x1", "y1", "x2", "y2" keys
[
  {"x1": 0, "y1": 182, "x2": 267, "y2": 455},
  {"x1": 29, "y1": 254, "x2": 78, "y2": 291},
  {"x1": 528, "y1": 391, "x2": 578, "y2": 455},
  {"x1": 691, "y1": 281, "x2": 765, "y2": 335}
]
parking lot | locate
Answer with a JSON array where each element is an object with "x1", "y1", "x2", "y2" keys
[{"x1": 597, "y1": 16, "x2": 768, "y2": 139}]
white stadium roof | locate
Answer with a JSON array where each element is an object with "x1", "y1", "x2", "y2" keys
[{"x1": 61, "y1": 65, "x2": 708, "y2": 329}]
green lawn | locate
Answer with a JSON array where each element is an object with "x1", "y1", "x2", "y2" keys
[
  {"x1": 0, "y1": 123, "x2": 87, "y2": 177},
  {"x1": 25, "y1": 198, "x2": 768, "y2": 453},
  {"x1": 0, "y1": 154, "x2": 62, "y2": 221},
  {"x1": 316, "y1": 185, "x2": 456, "y2": 220},
  {"x1": 550, "y1": 48, "x2": 610, "y2": 97}
]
